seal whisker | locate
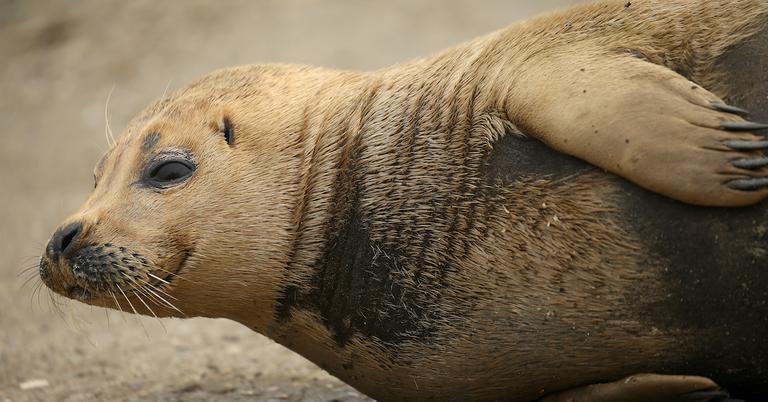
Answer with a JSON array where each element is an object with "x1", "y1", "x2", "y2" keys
[
  {"x1": 19, "y1": 269, "x2": 38, "y2": 285},
  {"x1": 141, "y1": 283, "x2": 184, "y2": 315},
  {"x1": 47, "y1": 288, "x2": 68, "y2": 324},
  {"x1": 34, "y1": 279, "x2": 46, "y2": 300},
  {"x1": 20, "y1": 273, "x2": 39, "y2": 289},
  {"x1": 160, "y1": 77, "x2": 174, "y2": 100},
  {"x1": 20, "y1": 270, "x2": 43, "y2": 289},
  {"x1": 17, "y1": 264, "x2": 39, "y2": 278},
  {"x1": 147, "y1": 272, "x2": 170, "y2": 285},
  {"x1": 30, "y1": 280, "x2": 45, "y2": 309},
  {"x1": 116, "y1": 285, "x2": 150, "y2": 338},
  {"x1": 108, "y1": 288, "x2": 129, "y2": 323},
  {"x1": 18, "y1": 265, "x2": 38, "y2": 277},
  {"x1": 120, "y1": 269, "x2": 183, "y2": 314},
  {"x1": 20, "y1": 254, "x2": 42, "y2": 263},
  {"x1": 131, "y1": 283, "x2": 167, "y2": 310},
  {"x1": 119, "y1": 273, "x2": 167, "y2": 311},
  {"x1": 104, "y1": 85, "x2": 116, "y2": 147},
  {"x1": 45, "y1": 289, "x2": 56, "y2": 315},
  {"x1": 87, "y1": 139, "x2": 106, "y2": 154},
  {"x1": 142, "y1": 280, "x2": 179, "y2": 301},
  {"x1": 123, "y1": 280, "x2": 166, "y2": 333},
  {"x1": 19, "y1": 263, "x2": 41, "y2": 275},
  {"x1": 154, "y1": 267, "x2": 196, "y2": 283},
  {"x1": 37, "y1": 281, "x2": 50, "y2": 309}
]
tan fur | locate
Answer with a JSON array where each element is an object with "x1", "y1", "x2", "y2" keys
[{"x1": 40, "y1": 1, "x2": 768, "y2": 401}]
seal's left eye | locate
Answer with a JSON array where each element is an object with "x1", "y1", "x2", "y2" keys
[{"x1": 148, "y1": 160, "x2": 194, "y2": 186}]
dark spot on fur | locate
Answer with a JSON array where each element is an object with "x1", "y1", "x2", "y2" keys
[
  {"x1": 620, "y1": 186, "x2": 768, "y2": 395},
  {"x1": 310, "y1": 195, "x2": 432, "y2": 346},
  {"x1": 717, "y1": 20, "x2": 768, "y2": 123},
  {"x1": 142, "y1": 132, "x2": 160, "y2": 151},
  {"x1": 481, "y1": 131, "x2": 592, "y2": 184},
  {"x1": 612, "y1": 23, "x2": 768, "y2": 398},
  {"x1": 276, "y1": 122, "x2": 438, "y2": 346},
  {"x1": 480, "y1": 121, "x2": 768, "y2": 396}
]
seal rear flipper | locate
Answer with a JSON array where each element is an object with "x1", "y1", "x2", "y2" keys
[{"x1": 539, "y1": 374, "x2": 735, "y2": 402}]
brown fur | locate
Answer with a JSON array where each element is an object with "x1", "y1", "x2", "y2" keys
[{"x1": 39, "y1": 0, "x2": 768, "y2": 401}]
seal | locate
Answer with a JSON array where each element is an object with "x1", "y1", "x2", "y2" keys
[{"x1": 37, "y1": 0, "x2": 768, "y2": 401}]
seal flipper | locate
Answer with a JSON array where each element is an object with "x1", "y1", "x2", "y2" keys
[
  {"x1": 539, "y1": 374, "x2": 735, "y2": 402},
  {"x1": 506, "y1": 51, "x2": 768, "y2": 208}
]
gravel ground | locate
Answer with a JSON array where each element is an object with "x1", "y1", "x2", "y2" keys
[{"x1": 0, "y1": 1, "x2": 585, "y2": 401}]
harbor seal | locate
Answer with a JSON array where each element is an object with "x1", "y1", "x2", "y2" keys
[{"x1": 37, "y1": 0, "x2": 768, "y2": 401}]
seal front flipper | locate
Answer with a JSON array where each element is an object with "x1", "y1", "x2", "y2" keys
[
  {"x1": 507, "y1": 52, "x2": 768, "y2": 207},
  {"x1": 539, "y1": 374, "x2": 738, "y2": 402}
]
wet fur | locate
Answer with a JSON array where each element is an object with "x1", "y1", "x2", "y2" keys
[{"x1": 41, "y1": 0, "x2": 768, "y2": 401}]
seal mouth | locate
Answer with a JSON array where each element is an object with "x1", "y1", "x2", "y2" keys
[
  {"x1": 60, "y1": 249, "x2": 192, "y2": 304},
  {"x1": 147, "y1": 249, "x2": 191, "y2": 291},
  {"x1": 68, "y1": 285, "x2": 92, "y2": 301}
]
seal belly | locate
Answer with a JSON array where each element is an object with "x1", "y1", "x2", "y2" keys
[
  {"x1": 620, "y1": 178, "x2": 768, "y2": 397},
  {"x1": 487, "y1": 131, "x2": 768, "y2": 396}
]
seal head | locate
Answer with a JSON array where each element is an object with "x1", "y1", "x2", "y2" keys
[{"x1": 38, "y1": 67, "x2": 309, "y2": 322}]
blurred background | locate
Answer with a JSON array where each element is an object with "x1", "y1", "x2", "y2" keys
[{"x1": 0, "y1": 1, "x2": 587, "y2": 401}]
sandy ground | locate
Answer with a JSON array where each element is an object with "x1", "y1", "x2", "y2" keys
[{"x1": 0, "y1": 1, "x2": 586, "y2": 401}]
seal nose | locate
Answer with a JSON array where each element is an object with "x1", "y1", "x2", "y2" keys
[{"x1": 46, "y1": 222, "x2": 83, "y2": 262}]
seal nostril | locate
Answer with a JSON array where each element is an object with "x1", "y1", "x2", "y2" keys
[
  {"x1": 60, "y1": 226, "x2": 79, "y2": 252},
  {"x1": 47, "y1": 222, "x2": 83, "y2": 261}
]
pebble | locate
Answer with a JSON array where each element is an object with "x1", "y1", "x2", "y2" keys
[{"x1": 19, "y1": 379, "x2": 49, "y2": 390}]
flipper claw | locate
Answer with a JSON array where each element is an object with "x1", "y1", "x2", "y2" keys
[
  {"x1": 721, "y1": 121, "x2": 768, "y2": 132},
  {"x1": 712, "y1": 101, "x2": 750, "y2": 116},
  {"x1": 731, "y1": 157, "x2": 768, "y2": 169},
  {"x1": 729, "y1": 177, "x2": 768, "y2": 191},
  {"x1": 725, "y1": 140, "x2": 768, "y2": 150}
]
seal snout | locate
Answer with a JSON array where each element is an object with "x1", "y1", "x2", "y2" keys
[{"x1": 39, "y1": 219, "x2": 167, "y2": 304}]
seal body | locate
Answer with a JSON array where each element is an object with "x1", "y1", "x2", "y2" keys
[{"x1": 38, "y1": 0, "x2": 768, "y2": 401}]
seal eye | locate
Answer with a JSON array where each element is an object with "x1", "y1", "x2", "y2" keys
[{"x1": 147, "y1": 160, "x2": 194, "y2": 187}]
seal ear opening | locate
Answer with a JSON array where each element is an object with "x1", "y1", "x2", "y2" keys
[{"x1": 219, "y1": 116, "x2": 234, "y2": 146}]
